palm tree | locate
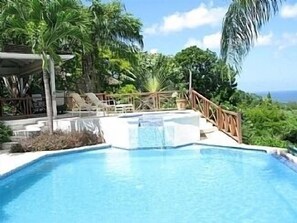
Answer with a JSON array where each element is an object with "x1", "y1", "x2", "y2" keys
[
  {"x1": 220, "y1": 0, "x2": 283, "y2": 71},
  {"x1": 82, "y1": 0, "x2": 143, "y2": 93},
  {"x1": 133, "y1": 52, "x2": 180, "y2": 93},
  {"x1": 2, "y1": 0, "x2": 90, "y2": 134}
]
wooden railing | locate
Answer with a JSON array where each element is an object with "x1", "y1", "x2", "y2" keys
[
  {"x1": 65, "y1": 91, "x2": 176, "y2": 112},
  {"x1": 190, "y1": 90, "x2": 242, "y2": 143},
  {"x1": 0, "y1": 97, "x2": 33, "y2": 119},
  {"x1": 101, "y1": 91, "x2": 176, "y2": 111}
]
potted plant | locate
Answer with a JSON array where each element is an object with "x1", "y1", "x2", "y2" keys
[{"x1": 172, "y1": 87, "x2": 187, "y2": 110}]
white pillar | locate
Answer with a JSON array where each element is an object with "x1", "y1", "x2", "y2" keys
[
  {"x1": 188, "y1": 69, "x2": 192, "y2": 99},
  {"x1": 20, "y1": 78, "x2": 24, "y2": 95},
  {"x1": 50, "y1": 58, "x2": 57, "y2": 118},
  {"x1": 189, "y1": 69, "x2": 192, "y2": 90}
]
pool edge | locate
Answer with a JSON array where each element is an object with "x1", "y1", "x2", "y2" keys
[{"x1": 0, "y1": 143, "x2": 111, "y2": 180}]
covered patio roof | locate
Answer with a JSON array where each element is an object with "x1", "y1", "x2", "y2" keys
[
  {"x1": 0, "y1": 52, "x2": 75, "y2": 117},
  {"x1": 0, "y1": 52, "x2": 74, "y2": 77}
]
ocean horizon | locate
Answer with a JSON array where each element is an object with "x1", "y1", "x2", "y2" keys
[{"x1": 255, "y1": 90, "x2": 297, "y2": 103}]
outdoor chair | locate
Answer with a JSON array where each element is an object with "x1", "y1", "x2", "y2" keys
[
  {"x1": 56, "y1": 91, "x2": 66, "y2": 114},
  {"x1": 85, "y1": 93, "x2": 116, "y2": 115},
  {"x1": 86, "y1": 92, "x2": 134, "y2": 114},
  {"x1": 32, "y1": 94, "x2": 45, "y2": 113},
  {"x1": 68, "y1": 92, "x2": 97, "y2": 115}
]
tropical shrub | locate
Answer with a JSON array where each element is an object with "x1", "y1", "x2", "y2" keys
[
  {"x1": 0, "y1": 122, "x2": 12, "y2": 144},
  {"x1": 238, "y1": 95, "x2": 297, "y2": 148},
  {"x1": 10, "y1": 131, "x2": 104, "y2": 153},
  {"x1": 117, "y1": 84, "x2": 138, "y2": 94},
  {"x1": 283, "y1": 130, "x2": 297, "y2": 146}
]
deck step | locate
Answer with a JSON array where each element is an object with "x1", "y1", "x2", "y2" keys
[
  {"x1": 13, "y1": 129, "x2": 41, "y2": 137},
  {"x1": 7, "y1": 124, "x2": 25, "y2": 131},
  {"x1": 25, "y1": 124, "x2": 42, "y2": 131},
  {"x1": 200, "y1": 126, "x2": 218, "y2": 134},
  {"x1": 10, "y1": 135, "x2": 27, "y2": 142},
  {"x1": 1, "y1": 142, "x2": 20, "y2": 150}
]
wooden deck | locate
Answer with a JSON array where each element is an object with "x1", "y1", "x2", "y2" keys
[{"x1": 1, "y1": 89, "x2": 243, "y2": 143}]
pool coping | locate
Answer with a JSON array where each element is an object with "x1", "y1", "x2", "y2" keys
[
  {"x1": 0, "y1": 141, "x2": 295, "y2": 180},
  {"x1": 0, "y1": 143, "x2": 111, "y2": 180}
]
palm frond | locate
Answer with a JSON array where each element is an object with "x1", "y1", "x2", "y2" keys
[{"x1": 221, "y1": 0, "x2": 283, "y2": 71}]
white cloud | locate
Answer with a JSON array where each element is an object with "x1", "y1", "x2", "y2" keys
[
  {"x1": 143, "y1": 25, "x2": 158, "y2": 35},
  {"x1": 277, "y1": 33, "x2": 297, "y2": 50},
  {"x1": 184, "y1": 32, "x2": 273, "y2": 50},
  {"x1": 149, "y1": 48, "x2": 159, "y2": 54},
  {"x1": 281, "y1": 3, "x2": 297, "y2": 18},
  {"x1": 144, "y1": 4, "x2": 226, "y2": 35},
  {"x1": 184, "y1": 32, "x2": 221, "y2": 50},
  {"x1": 255, "y1": 33, "x2": 273, "y2": 46}
]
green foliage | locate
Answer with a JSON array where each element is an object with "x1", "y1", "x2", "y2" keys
[
  {"x1": 0, "y1": 79, "x2": 9, "y2": 97},
  {"x1": 283, "y1": 130, "x2": 297, "y2": 146},
  {"x1": 11, "y1": 131, "x2": 104, "y2": 153},
  {"x1": 175, "y1": 46, "x2": 237, "y2": 103},
  {"x1": 117, "y1": 84, "x2": 138, "y2": 94},
  {"x1": 235, "y1": 93, "x2": 297, "y2": 148},
  {"x1": 0, "y1": 122, "x2": 13, "y2": 143},
  {"x1": 81, "y1": 0, "x2": 143, "y2": 93},
  {"x1": 133, "y1": 52, "x2": 181, "y2": 92}
]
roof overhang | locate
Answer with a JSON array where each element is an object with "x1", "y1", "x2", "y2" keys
[{"x1": 0, "y1": 52, "x2": 75, "y2": 77}]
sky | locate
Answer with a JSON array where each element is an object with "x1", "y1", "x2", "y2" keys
[{"x1": 103, "y1": 0, "x2": 297, "y2": 92}]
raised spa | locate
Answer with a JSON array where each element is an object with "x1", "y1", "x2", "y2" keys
[{"x1": 100, "y1": 110, "x2": 200, "y2": 149}]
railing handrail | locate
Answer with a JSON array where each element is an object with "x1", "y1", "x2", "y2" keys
[
  {"x1": 191, "y1": 89, "x2": 242, "y2": 143},
  {"x1": 191, "y1": 90, "x2": 219, "y2": 108},
  {"x1": 221, "y1": 109, "x2": 238, "y2": 116},
  {"x1": 104, "y1": 91, "x2": 175, "y2": 97}
]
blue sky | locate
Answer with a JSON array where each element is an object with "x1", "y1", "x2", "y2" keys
[{"x1": 104, "y1": 0, "x2": 297, "y2": 92}]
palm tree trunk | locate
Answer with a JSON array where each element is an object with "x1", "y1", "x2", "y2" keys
[
  {"x1": 82, "y1": 53, "x2": 94, "y2": 93},
  {"x1": 42, "y1": 68, "x2": 53, "y2": 134}
]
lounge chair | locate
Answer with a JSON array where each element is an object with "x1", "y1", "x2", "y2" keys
[
  {"x1": 85, "y1": 93, "x2": 115, "y2": 114},
  {"x1": 86, "y1": 93, "x2": 134, "y2": 114},
  {"x1": 68, "y1": 92, "x2": 97, "y2": 115}
]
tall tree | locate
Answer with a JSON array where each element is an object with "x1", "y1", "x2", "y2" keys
[
  {"x1": 175, "y1": 46, "x2": 237, "y2": 103},
  {"x1": 82, "y1": 0, "x2": 143, "y2": 93},
  {"x1": 220, "y1": 0, "x2": 283, "y2": 71},
  {"x1": 2, "y1": 0, "x2": 90, "y2": 133}
]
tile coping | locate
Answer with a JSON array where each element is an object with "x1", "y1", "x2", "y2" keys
[
  {"x1": 0, "y1": 144, "x2": 111, "y2": 180},
  {"x1": 0, "y1": 142, "x2": 295, "y2": 180}
]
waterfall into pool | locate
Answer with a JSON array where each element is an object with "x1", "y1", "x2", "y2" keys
[{"x1": 138, "y1": 115, "x2": 165, "y2": 149}]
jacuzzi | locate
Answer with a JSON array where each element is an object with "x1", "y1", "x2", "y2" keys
[{"x1": 100, "y1": 110, "x2": 200, "y2": 149}]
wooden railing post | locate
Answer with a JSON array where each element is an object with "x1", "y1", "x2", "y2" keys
[
  {"x1": 237, "y1": 112, "x2": 242, "y2": 143},
  {"x1": 217, "y1": 107, "x2": 222, "y2": 130},
  {"x1": 204, "y1": 100, "x2": 209, "y2": 118},
  {"x1": 191, "y1": 89, "x2": 195, "y2": 109},
  {"x1": 155, "y1": 92, "x2": 159, "y2": 110}
]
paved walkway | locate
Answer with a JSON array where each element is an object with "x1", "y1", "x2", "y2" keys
[{"x1": 0, "y1": 144, "x2": 110, "y2": 177}]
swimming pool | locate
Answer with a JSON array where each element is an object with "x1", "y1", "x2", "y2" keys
[{"x1": 1, "y1": 146, "x2": 297, "y2": 222}]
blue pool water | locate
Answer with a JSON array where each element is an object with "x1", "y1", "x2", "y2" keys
[{"x1": 1, "y1": 146, "x2": 297, "y2": 222}]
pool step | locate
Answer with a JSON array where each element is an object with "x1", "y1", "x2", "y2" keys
[{"x1": 200, "y1": 117, "x2": 217, "y2": 134}]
